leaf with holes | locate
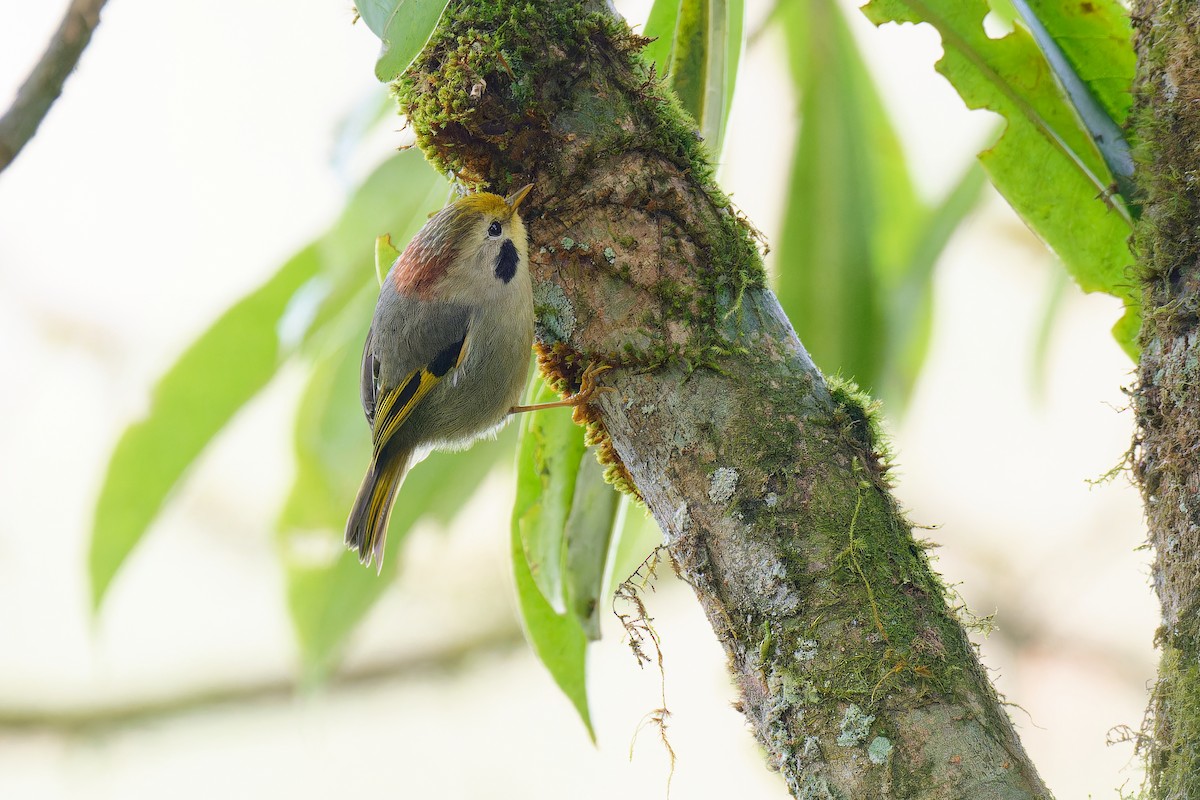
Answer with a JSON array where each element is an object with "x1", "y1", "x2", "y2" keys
[{"x1": 862, "y1": 0, "x2": 1139, "y2": 360}]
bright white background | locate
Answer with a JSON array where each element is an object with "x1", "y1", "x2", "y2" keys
[{"x1": 0, "y1": 1, "x2": 1154, "y2": 797}]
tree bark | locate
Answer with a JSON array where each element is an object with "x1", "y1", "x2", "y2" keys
[
  {"x1": 400, "y1": 2, "x2": 1050, "y2": 797},
  {"x1": 1131, "y1": 5, "x2": 1200, "y2": 798}
]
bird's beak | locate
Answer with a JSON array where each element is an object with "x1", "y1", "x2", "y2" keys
[{"x1": 505, "y1": 183, "x2": 534, "y2": 211}]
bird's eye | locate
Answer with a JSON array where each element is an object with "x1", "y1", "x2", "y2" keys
[{"x1": 487, "y1": 221, "x2": 502, "y2": 238}]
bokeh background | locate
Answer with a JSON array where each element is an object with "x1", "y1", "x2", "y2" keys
[{"x1": 0, "y1": 0, "x2": 1153, "y2": 797}]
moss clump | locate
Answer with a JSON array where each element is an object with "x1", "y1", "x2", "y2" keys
[{"x1": 1144, "y1": 644, "x2": 1200, "y2": 800}]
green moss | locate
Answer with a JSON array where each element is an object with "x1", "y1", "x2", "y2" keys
[
  {"x1": 399, "y1": 0, "x2": 764, "y2": 375},
  {"x1": 1145, "y1": 644, "x2": 1200, "y2": 800}
]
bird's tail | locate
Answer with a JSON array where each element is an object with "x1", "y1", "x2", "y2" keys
[{"x1": 345, "y1": 448, "x2": 411, "y2": 573}]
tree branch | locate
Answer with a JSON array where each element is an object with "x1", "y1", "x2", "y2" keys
[
  {"x1": 1130, "y1": 4, "x2": 1200, "y2": 797},
  {"x1": 0, "y1": 0, "x2": 108, "y2": 174},
  {"x1": 399, "y1": 3, "x2": 1049, "y2": 797},
  {"x1": 0, "y1": 624, "x2": 523, "y2": 735}
]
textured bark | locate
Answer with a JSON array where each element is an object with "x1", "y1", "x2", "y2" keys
[
  {"x1": 401, "y1": 2, "x2": 1049, "y2": 797},
  {"x1": 1131, "y1": 4, "x2": 1200, "y2": 798}
]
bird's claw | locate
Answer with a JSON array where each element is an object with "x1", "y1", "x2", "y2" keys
[{"x1": 569, "y1": 363, "x2": 615, "y2": 406}]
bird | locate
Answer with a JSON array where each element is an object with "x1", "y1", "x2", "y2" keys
[{"x1": 345, "y1": 184, "x2": 608, "y2": 571}]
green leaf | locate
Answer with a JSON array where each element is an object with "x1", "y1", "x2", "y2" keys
[
  {"x1": 1016, "y1": 0, "x2": 1133, "y2": 126},
  {"x1": 861, "y1": 0, "x2": 1139, "y2": 360},
  {"x1": 511, "y1": 492, "x2": 594, "y2": 740},
  {"x1": 355, "y1": 0, "x2": 452, "y2": 82},
  {"x1": 283, "y1": 427, "x2": 515, "y2": 682},
  {"x1": 90, "y1": 245, "x2": 323, "y2": 607},
  {"x1": 90, "y1": 149, "x2": 447, "y2": 610},
  {"x1": 374, "y1": 234, "x2": 402, "y2": 287},
  {"x1": 642, "y1": 0, "x2": 682, "y2": 76},
  {"x1": 563, "y1": 451, "x2": 622, "y2": 640},
  {"x1": 304, "y1": 152, "x2": 446, "y2": 350},
  {"x1": 512, "y1": 380, "x2": 589, "y2": 612},
  {"x1": 883, "y1": 160, "x2": 989, "y2": 406},
  {"x1": 775, "y1": 0, "x2": 918, "y2": 396},
  {"x1": 605, "y1": 497, "x2": 662, "y2": 601},
  {"x1": 1011, "y1": 0, "x2": 1135, "y2": 203},
  {"x1": 643, "y1": 0, "x2": 745, "y2": 154}
]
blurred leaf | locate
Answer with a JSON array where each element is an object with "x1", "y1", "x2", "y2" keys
[
  {"x1": 605, "y1": 497, "x2": 662, "y2": 601},
  {"x1": 643, "y1": 0, "x2": 745, "y2": 154},
  {"x1": 90, "y1": 245, "x2": 323, "y2": 608},
  {"x1": 355, "y1": 0, "x2": 452, "y2": 82},
  {"x1": 883, "y1": 161, "x2": 989, "y2": 404},
  {"x1": 277, "y1": 151, "x2": 456, "y2": 680},
  {"x1": 1031, "y1": 265, "x2": 1069, "y2": 397},
  {"x1": 284, "y1": 427, "x2": 515, "y2": 682},
  {"x1": 563, "y1": 451, "x2": 622, "y2": 640},
  {"x1": 721, "y1": 0, "x2": 745, "y2": 150},
  {"x1": 511, "y1": 491, "x2": 594, "y2": 741},
  {"x1": 512, "y1": 380, "x2": 589, "y2": 612},
  {"x1": 90, "y1": 149, "x2": 446, "y2": 610},
  {"x1": 303, "y1": 152, "x2": 446, "y2": 350},
  {"x1": 1012, "y1": 0, "x2": 1135, "y2": 203},
  {"x1": 861, "y1": 0, "x2": 1139, "y2": 361},
  {"x1": 775, "y1": 0, "x2": 916, "y2": 397}
]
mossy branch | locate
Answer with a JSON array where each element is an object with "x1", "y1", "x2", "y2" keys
[
  {"x1": 399, "y1": 2, "x2": 1049, "y2": 797},
  {"x1": 1130, "y1": 3, "x2": 1200, "y2": 798}
]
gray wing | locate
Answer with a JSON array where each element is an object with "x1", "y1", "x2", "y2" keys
[{"x1": 359, "y1": 290, "x2": 472, "y2": 427}]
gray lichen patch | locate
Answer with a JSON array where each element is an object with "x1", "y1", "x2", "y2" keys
[
  {"x1": 836, "y1": 704, "x2": 876, "y2": 747},
  {"x1": 867, "y1": 735, "x2": 893, "y2": 765},
  {"x1": 533, "y1": 280, "x2": 576, "y2": 343},
  {"x1": 708, "y1": 467, "x2": 739, "y2": 503},
  {"x1": 724, "y1": 536, "x2": 799, "y2": 615}
]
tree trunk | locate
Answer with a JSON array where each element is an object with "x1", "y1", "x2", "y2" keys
[
  {"x1": 400, "y1": 2, "x2": 1050, "y2": 797},
  {"x1": 1131, "y1": 5, "x2": 1200, "y2": 798}
]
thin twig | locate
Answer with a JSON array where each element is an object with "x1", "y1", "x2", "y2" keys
[
  {"x1": 0, "y1": 624, "x2": 523, "y2": 734},
  {"x1": 0, "y1": 0, "x2": 109, "y2": 174}
]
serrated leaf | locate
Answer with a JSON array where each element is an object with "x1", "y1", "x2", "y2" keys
[
  {"x1": 90, "y1": 245, "x2": 323, "y2": 608},
  {"x1": 355, "y1": 0, "x2": 452, "y2": 82},
  {"x1": 563, "y1": 451, "x2": 622, "y2": 640},
  {"x1": 512, "y1": 380, "x2": 589, "y2": 612},
  {"x1": 861, "y1": 0, "x2": 1139, "y2": 360},
  {"x1": 511, "y1": 494, "x2": 594, "y2": 740}
]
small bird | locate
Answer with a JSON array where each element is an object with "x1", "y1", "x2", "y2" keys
[{"x1": 346, "y1": 184, "x2": 606, "y2": 571}]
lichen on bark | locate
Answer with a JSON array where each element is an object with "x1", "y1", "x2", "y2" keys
[
  {"x1": 398, "y1": 1, "x2": 1050, "y2": 796},
  {"x1": 1131, "y1": 3, "x2": 1200, "y2": 797}
]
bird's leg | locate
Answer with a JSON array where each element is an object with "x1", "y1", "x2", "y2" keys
[{"x1": 509, "y1": 363, "x2": 615, "y2": 415}]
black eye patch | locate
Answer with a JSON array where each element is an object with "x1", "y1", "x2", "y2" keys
[
  {"x1": 495, "y1": 239, "x2": 518, "y2": 283},
  {"x1": 487, "y1": 221, "x2": 502, "y2": 238}
]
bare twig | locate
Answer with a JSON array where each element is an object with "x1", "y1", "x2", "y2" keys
[
  {"x1": 0, "y1": 0, "x2": 109, "y2": 174},
  {"x1": 0, "y1": 624, "x2": 523, "y2": 735}
]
